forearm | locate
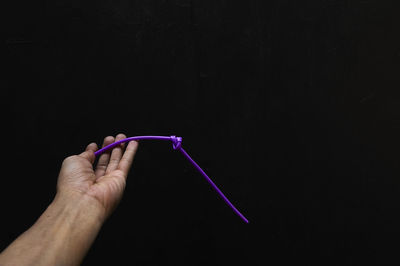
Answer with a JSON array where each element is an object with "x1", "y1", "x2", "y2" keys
[{"x1": 0, "y1": 192, "x2": 105, "y2": 266}]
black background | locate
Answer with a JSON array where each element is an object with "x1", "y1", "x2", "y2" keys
[{"x1": 3, "y1": 0, "x2": 400, "y2": 265}]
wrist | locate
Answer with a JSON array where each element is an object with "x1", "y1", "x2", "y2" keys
[
  {"x1": 33, "y1": 191, "x2": 105, "y2": 265},
  {"x1": 50, "y1": 190, "x2": 107, "y2": 226}
]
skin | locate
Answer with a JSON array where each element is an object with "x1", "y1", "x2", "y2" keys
[{"x1": 0, "y1": 133, "x2": 139, "y2": 266}]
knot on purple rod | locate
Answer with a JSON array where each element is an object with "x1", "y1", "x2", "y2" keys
[{"x1": 170, "y1": 135, "x2": 182, "y2": 150}]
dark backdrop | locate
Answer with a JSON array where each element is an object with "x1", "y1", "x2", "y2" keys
[{"x1": 3, "y1": 0, "x2": 400, "y2": 265}]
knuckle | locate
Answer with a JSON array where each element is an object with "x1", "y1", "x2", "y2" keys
[
  {"x1": 97, "y1": 161, "x2": 107, "y2": 168},
  {"x1": 109, "y1": 157, "x2": 120, "y2": 164},
  {"x1": 114, "y1": 169, "x2": 127, "y2": 180}
]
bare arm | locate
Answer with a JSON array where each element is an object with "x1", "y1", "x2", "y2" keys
[{"x1": 0, "y1": 134, "x2": 139, "y2": 266}]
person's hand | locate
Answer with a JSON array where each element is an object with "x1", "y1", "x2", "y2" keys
[
  {"x1": 0, "y1": 134, "x2": 139, "y2": 266},
  {"x1": 56, "y1": 133, "x2": 139, "y2": 220}
]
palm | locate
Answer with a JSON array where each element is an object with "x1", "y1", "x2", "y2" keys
[{"x1": 57, "y1": 134, "x2": 139, "y2": 218}]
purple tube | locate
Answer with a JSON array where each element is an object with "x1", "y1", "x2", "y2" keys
[{"x1": 94, "y1": 135, "x2": 249, "y2": 223}]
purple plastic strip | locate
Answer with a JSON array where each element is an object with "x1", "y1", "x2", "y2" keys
[{"x1": 94, "y1": 135, "x2": 249, "y2": 223}]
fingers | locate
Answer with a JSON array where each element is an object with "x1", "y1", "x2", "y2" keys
[
  {"x1": 117, "y1": 140, "x2": 139, "y2": 176},
  {"x1": 105, "y1": 133, "x2": 127, "y2": 174},
  {"x1": 79, "y1": 142, "x2": 98, "y2": 164},
  {"x1": 95, "y1": 136, "x2": 115, "y2": 178}
]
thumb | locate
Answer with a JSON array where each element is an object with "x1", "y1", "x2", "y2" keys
[{"x1": 79, "y1": 142, "x2": 98, "y2": 164}]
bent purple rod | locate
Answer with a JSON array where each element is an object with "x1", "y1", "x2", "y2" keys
[{"x1": 94, "y1": 135, "x2": 249, "y2": 224}]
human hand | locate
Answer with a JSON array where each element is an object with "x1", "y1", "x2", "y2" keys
[
  {"x1": 0, "y1": 134, "x2": 139, "y2": 266},
  {"x1": 56, "y1": 133, "x2": 139, "y2": 221}
]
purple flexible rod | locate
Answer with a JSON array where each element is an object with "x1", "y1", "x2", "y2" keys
[{"x1": 94, "y1": 135, "x2": 249, "y2": 223}]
